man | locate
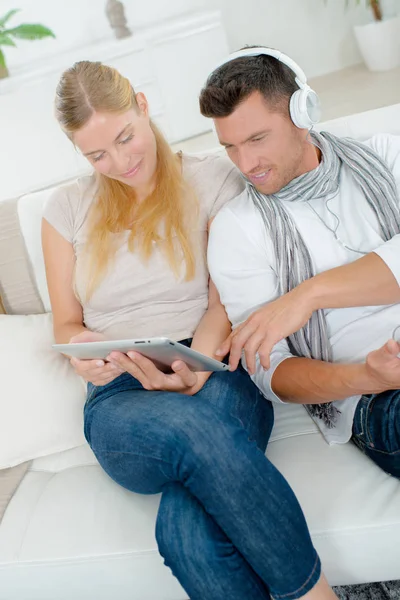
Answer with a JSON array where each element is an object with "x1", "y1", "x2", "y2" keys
[{"x1": 201, "y1": 46, "x2": 400, "y2": 477}]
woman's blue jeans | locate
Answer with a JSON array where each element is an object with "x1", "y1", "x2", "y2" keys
[{"x1": 84, "y1": 366, "x2": 321, "y2": 600}]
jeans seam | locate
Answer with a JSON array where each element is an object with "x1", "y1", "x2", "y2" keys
[
  {"x1": 94, "y1": 449, "x2": 173, "y2": 468},
  {"x1": 352, "y1": 431, "x2": 400, "y2": 459},
  {"x1": 248, "y1": 392, "x2": 268, "y2": 440},
  {"x1": 351, "y1": 435, "x2": 367, "y2": 455},
  {"x1": 364, "y1": 396, "x2": 377, "y2": 446},
  {"x1": 85, "y1": 386, "x2": 98, "y2": 405},
  {"x1": 232, "y1": 393, "x2": 259, "y2": 438},
  {"x1": 358, "y1": 407, "x2": 365, "y2": 438},
  {"x1": 362, "y1": 445, "x2": 400, "y2": 457},
  {"x1": 271, "y1": 553, "x2": 320, "y2": 600}
]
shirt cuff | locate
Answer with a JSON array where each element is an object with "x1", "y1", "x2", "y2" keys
[{"x1": 242, "y1": 350, "x2": 294, "y2": 404}]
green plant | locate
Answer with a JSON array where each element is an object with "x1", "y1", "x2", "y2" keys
[{"x1": 0, "y1": 9, "x2": 55, "y2": 78}]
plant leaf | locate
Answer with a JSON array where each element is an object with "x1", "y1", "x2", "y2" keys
[
  {"x1": 0, "y1": 9, "x2": 20, "y2": 29},
  {"x1": 4, "y1": 23, "x2": 55, "y2": 40},
  {"x1": 0, "y1": 32, "x2": 16, "y2": 47},
  {"x1": 0, "y1": 48, "x2": 6, "y2": 69}
]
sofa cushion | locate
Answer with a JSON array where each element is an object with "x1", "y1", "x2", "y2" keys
[
  {"x1": 268, "y1": 404, "x2": 400, "y2": 586},
  {"x1": 17, "y1": 189, "x2": 57, "y2": 313},
  {"x1": 0, "y1": 183, "x2": 81, "y2": 315},
  {"x1": 0, "y1": 462, "x2": 30, "y2": 525},
  {"x1": 0, "y1": 403, "x2": 399, "y2": 600},
  {"x1": 315, "y1": 102, "x2": 400, "y2": 140},
  {"x1": 0, "y1": 313, "x2": 87, "y2": 469},
  {"x1": 0, "y1": 200, "x2": 44, "y2": 315}
]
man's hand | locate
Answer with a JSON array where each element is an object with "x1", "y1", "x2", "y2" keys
[
  {"x1": 365, "y1": 338, "x2": 400, "y2": 393},
  {"x1": 217, "y1": 286, "x2": 314, "y2": 373},
  {"x1": 107, "y1": 351, "x2": 209, "y2": 396},
  {"x1": 69, "y1": 331, "x2": 124, "y2": 386}
]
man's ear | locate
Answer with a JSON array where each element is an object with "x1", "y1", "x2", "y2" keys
[{"x1": 135, "y1": 92, "x2": 149, "y2": 117}]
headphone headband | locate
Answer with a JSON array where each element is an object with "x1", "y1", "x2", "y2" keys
[
  {"x1": 211, "y1": 47, "x2": 308, "y2": 89},
  {"x1": 208, "y1": 47, "x2": 320, "y2": 130}
]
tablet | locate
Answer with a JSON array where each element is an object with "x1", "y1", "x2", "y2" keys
[{"x1": 53, "y1": 337, "x2": 230, "y2": 373}]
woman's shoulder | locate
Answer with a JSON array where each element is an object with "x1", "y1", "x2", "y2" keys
[
  {"x1": 182, "y1": 151, "x2": 237, "y2": 181},
  {"x1": 43, "y1": 172, "x2": 97, "y2": 242},
  {"x1": 181, "y1": 152, "x2": 245, "y2": 218},
  {"x1": 47, "y1": 173, "x2": 97, "y2": 208}
]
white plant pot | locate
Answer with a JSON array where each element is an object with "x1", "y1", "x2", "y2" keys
[{"x1": 354, "y1": 15, "x2": 400, "y2": 71}]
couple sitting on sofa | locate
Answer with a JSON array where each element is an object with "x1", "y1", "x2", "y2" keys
[{"x1": 41, "y1": 47, "x2": 400, "y2": 600}]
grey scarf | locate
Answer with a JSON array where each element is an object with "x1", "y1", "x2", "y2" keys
[{"x1": 248, "y1": 131, "x2": 400, "y2": 428}]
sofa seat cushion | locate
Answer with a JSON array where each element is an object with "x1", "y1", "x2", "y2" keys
[
  {"x1": 0, "y1": 447, "x2": 185, "y2": 600},
  {"x1": 269, "y1": 403, "x2": 400, "y2": 586},
  {"x1": 0, "y1": 462, "x2": 30, "y2": 525},
  {"x1": 0, "y1": 402, "x2": 399, "y2": 600}
]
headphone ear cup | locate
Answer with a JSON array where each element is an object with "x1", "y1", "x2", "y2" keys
[
  {"x1": 306, "y1": 89, "x2": 321, "y2": 125},
  {"x1": 289, "y1": 88, "x2": 321, "y2": 129},
  {"x1": 289, "y1": 90, "x2": 304, "y2": 128}
]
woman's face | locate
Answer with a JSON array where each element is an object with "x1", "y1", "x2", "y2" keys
[{"x1": 73, "y1": 94, "x2": 157, "y2": 192}]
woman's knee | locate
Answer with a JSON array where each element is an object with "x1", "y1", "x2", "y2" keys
[
  {"x1": 86, "y1": 391, "x2": 254, "y2": 494},
  {"x1": 86, "y1": 396, "x2": 220, "y2": 492}
]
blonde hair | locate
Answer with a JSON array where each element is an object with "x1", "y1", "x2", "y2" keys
[{"x1": 55, "y1": 61, "x2": 197, "y2": 300}]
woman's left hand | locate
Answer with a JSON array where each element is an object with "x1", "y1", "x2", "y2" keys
[{"x1": 107, "y1": 351, "x2": 209, "y2": 396}]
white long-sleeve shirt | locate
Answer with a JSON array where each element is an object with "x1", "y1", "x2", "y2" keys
[{"x1": 208, "y1": 134, "x2": 400, "y2": 445}]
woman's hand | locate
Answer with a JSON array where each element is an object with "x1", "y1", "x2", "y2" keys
[
  {"x1": 69, "y1": 331, "x2": 125, "y2": 386},
  {"x1": 107, "y1": 351, "x2": 208, "y2": 396},
  {"x1": 217, "y1": 286, "x2": 314, "y2": 374}
]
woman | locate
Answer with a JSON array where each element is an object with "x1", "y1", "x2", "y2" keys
[{"x1": 42, "y1": 60, "x2": 337, "y2": 600}]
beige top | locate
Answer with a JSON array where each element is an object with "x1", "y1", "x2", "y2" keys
[{"x1": 43, "y1": 153, "x2": 244, "y2": 341}]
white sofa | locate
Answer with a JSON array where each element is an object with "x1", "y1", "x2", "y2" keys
[{"x1": 1, "y1": 105, "x2": 400, "y2": 600}]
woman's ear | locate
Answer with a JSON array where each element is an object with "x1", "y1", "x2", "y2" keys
[{"x1": 135, "y1": 92, "x2": 149, "y2": 117}]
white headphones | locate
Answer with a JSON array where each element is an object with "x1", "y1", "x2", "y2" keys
[{"x1": 210, "y1": 47, "x2": 321, "y2": 130}]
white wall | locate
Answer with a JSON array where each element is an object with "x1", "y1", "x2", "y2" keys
[
  {"x1": 0, "y1": 0, "x2": 399, "y2": 79},
  {"x1": 219, "y1": 0, "x2": 369, "y2": 78},
  {"x1": 0, "y1": 0, "x2": 210, "y2": 74},
  {"x1": 219, "y1": 0, "x2": 399, "y2": 78}
]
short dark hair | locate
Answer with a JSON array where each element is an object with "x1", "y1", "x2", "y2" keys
[{"x1": 199, "y1": 46, "x2": 298, "y2": 118}]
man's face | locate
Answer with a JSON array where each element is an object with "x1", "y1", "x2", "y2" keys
[{"x1": 214, "y1": 91, "x2": 311, "y2": 195}]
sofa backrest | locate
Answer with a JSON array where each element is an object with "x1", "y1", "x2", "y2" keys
[{"x1": 1, "y1": 103, "x2": 400, "y2": 315}]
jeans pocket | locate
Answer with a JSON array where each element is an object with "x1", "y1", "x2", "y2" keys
[
  {"x1": 353, "y1": 393, "x2": 400, "y2": 455},
  {"x1": 353, "y1": 396, "x2": 375, "y2": 449}
]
